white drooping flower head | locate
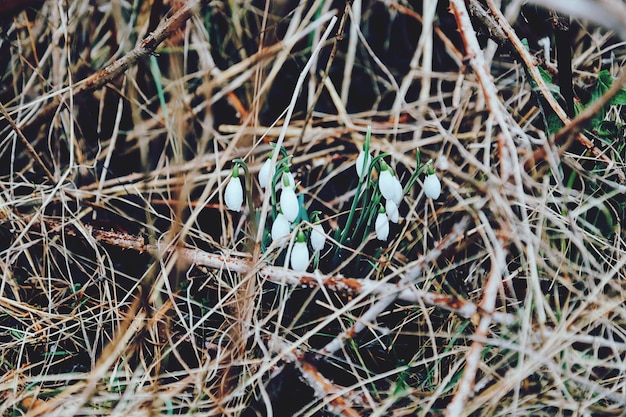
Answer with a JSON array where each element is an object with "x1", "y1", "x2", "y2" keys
[
  {"x1": 378, "y1": 162, "x2": 399, "y2": 202},
  {"x1": 290, "y1": 230, "x2": 309, "y2": 272},
  {"x1": 375, "y1": 207, "x2": 389, "y2": 241},
  {"x1": 355, "y1": 149, "x2": 372, "y2": 180},
  {"x1": 378, "y1": 161, "x2": 397, "y2": 200},
  {"x1": 271, "y1": 212, "x2": 291, "y2": 244},
  {"x1": 225, "y1": 166, "x2": 244, "y2": 212},
  {"x1": 385, "y1": 199, "x2": 399, "y2": 224},
  {"x1": 280, "y1": 185, "x2": 299, "y2": 222},
  {"x1": 310, "y1": 223, "x2": 326, "y2": 252},
  {"x1": 424, "y1": 171, "x2": 441, "y2": 200},
  {"x1": 258, "y1": 157, "x2": 275, "y2": 190}
]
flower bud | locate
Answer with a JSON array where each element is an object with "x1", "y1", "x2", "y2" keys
[
  {"x1": 385, "y1": 199, "x2": 399, "y2": 223},
  {"x1": 271, "y1": 213, "x2": 291, "y2": 244},
  {"x1": 290, "y1": 231, "x2": 309, "y2": 272},
  {"x1": 355, "y1": 150, "x2": 371, "y2": 179},
  {"x1": 390, "y1": 176, "x2": 403, "y2": 205},
  {"x1": 258, "y1": 158, "x2": 274, "y2": 189},
  {"x1": 225, "y1": 168, "x2": 244, "y2": 212},
  {"x1": 424, "y1": 173, "x2": 441, "y2": 200},
  {"x1": 378, "y1": 169, "x2": 396, "y2": 201},
  {"x1": 280, "y1": 186, "x2": 299, "y2": 222},
  {"x1": 375, "y1": 210, "x2": 389, "y2": 241},
  {"x1": 310, "y1": 223, "x2": 326, "y2": 252}
]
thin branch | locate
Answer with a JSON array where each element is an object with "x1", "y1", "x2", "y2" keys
[
  {"x1": 554, "y1": 68, "x2": 626, "y2": 147},
  {"x1": 295, "y1": 353, "x2": 363, "y2": 417}
]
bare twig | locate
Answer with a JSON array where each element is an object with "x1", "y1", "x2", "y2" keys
[
  {"x1": 295, "y1": 354, "x2": 363, "y2": 417},
  {"x1": 554, "y1": 68, "x2": 626, "y2": 147}
]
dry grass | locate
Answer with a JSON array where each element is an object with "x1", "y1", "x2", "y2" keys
[{"x1": 0, "y1": 0, "x2": 625, "y2": 416}]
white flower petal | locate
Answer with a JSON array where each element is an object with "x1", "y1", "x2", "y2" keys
[
  {"x1": 224, "y1": 177, "x2": 243, "y2": 212},
  {"x1": 424, "y1": 174, "x2": 441, "y2": 200},
  {"x1": 310, "y1": 223, "x2": 326, "y2": 251},
  {"x1": 290, "y1": 241, "x2": 309, "y2": 272},
  {"x1": 280, "y1": 187, "x2": 299, "y2": 222},
  {"x1": 271, "y1": 213, "x2": 291, "y2": 244},
  {"x1": 258, "y1": 158, "x2": 274, "y2": 189},
  {"x1": 356, "y1": 150, "x2": 371, "y2": 179},
  {"x1": 391, "y1": 177, "x2": 403, "y2": 205},
  {"x1": 375, "y1": 212, "x2": 389, "y2": 241},
  {"x1": 385, "y1": 199, "x2": 399, "y2": 223},
  {"x1": 378, "y1": 170, "x2": 396, "y2": 201}
]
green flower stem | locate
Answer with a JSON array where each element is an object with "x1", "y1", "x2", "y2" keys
[
  {"x1": 270, "y1": 158, "x2": 292, "y2": 219},
  {"x1": 337, "y1": 178, "x2": 364, "y2": 247},
  {"x1": 335, "y1": 150, "x2": 390, "y2": 256},
  {"x1": 404, "y1": 157, "x2": 433, "y2": 193},
  {"x1": 354, "y1": 188, "x2": 382, "y2": 242}
]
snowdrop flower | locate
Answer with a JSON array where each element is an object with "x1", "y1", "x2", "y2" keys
[
  {"x1": 271, "y1": 213, "x2": 291, "y2": 244},
  {"x1": 375, "y1": 208, "x2": 389, "y2": 241},
  {"x1": 224, "y1": 167, "x2": 244, "y2": 212},
  {"x1": 280, "y1": 186, "x2": 299, "y2": 222},
  {"x1": 258, "y1": 157, "x2": 275, "y2": 189},
  {"x1": 424, "y1": 172, "x2": 441, "y2": 200},
  {"x1": 310, "y1": 223, "x2": 326, "y2": 252},
  {"x1": 290, "y1": 230, "x2": 309, "y2": 272},
  {"x1": 378, "y1": 162, "x2": 402, "y2": 203},
  {"x1": 355, "y1": 149, "x2": 371, "y2": 179},
  {"x1": 385, "y1": 199, "x2": 399, "y2": 224}
]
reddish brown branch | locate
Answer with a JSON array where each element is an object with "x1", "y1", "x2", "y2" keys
[
  {"x1": 295, "y1": 354, "x2": 363, "y2": 417},
  {"x1": 553, "y1": 69, "x2": 626, "y2": 148}
]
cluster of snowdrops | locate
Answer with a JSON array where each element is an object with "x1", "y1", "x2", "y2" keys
[{"x1": 223, "y1": 128, "x2": 441, "y2": 272}]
